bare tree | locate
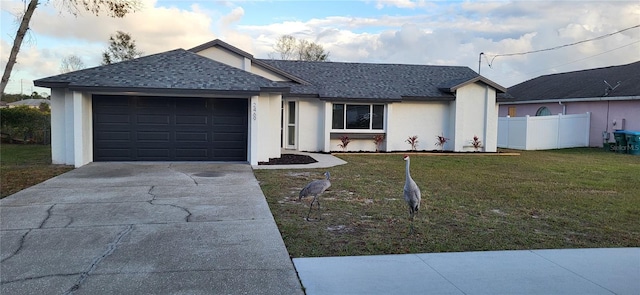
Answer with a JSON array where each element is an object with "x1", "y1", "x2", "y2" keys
[
  {"x1": 272, "y1": 35, "x2": 297, "y2": 60},
  {"x1": 271, "y1": 35, "x2": 330, "y2": 62},
  {"x1": 101, "y1": 31, "x2": 143, "y2": 65},
  {"x1": 60, "y1": 54, "x2": 86, "y2": 73},
  {"x1": 1, "y1": 0, "x2": 140, "y2": 96}
]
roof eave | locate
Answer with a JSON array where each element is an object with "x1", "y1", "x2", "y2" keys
[
  {"x1": 447, "y1": 76, "x2": 508, "y2": 93},
  {"x1": 498, "y1": 95, "x2": 640, "y2": 105},
  {"x1": 188, "y1": 39, "x2": 255, "y2": 59},
  {"x1": 401, "y1": 95, "x2": 455, "y2": 102},
  {"x1": 318, "y1": 96, "x2": 403, "y2": 102},
  {"x1": 63, "y1": 86, "x2": 263, "y2": 97},
  {"x1": 33, "y1": 81, "x2": 70, "y2": 88}
]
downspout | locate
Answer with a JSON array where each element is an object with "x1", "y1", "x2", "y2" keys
[{"x1": 558, "y1": 101, "x2": 566, "y2": 115}]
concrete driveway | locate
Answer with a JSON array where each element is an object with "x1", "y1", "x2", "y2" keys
[{"x1": 1, "y1": 162, "x2": 304, "y2": 295}]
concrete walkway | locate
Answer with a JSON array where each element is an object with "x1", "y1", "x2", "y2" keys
[
  {"x1": 294, "y1": 248, "x2": 640, "y2": 295},
  {"x1": 1, "y1": 162, "x2": 303, "y2": 295},
  {"x1": 252, "y1": 150, "x2": 347, "y2": 170}
]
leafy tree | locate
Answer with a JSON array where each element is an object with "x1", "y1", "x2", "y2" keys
[
  {"x1": 101, "y1": 31, "x2": 143, "y2": 65},
  {"x1": 60, "y1": 54, "x2": 86, "y2": 73},
  {"x1": 0, "y1": 0, "x2": 141, "y2": 97},
  {"x1": 271, "y1": 35, "x2": 330, "y2": 61}
]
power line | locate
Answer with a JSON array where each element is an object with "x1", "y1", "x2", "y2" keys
[
  {"x1": 524, "y1": 40, "x2": 640, "y2": 76},
  {"x1": 484, "y1": 24, "x2": 640, "y2": 68}
]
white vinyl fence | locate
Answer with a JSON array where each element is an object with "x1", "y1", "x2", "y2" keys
[{"x1": 498, "y1": 113, "x2": 590, "y2": 150}]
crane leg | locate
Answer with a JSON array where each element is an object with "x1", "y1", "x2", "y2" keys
[
  {"x1": 306, "y1": 196, "x2": 316, "y2": 221},
  {"x1": 408, "y1": 209, "x2": 415, "y2": 235},
  {"x1": 306, "y1": 196, "x2": 322, "y2": 221}
]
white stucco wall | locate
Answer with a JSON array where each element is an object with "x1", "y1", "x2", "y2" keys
[
  {"x1": 251, "y1": 65, "x2": 291, "y2": 82},
  {"x1": 195, "y1": 47, "x2": 245, "y2": 69},
  {"x1": 49, "y1": 89, "x2": 93, "y2": 167},
  {"x1": 73, "y1": 91, "x2": 93, "y2": 166},
  {"x1": 50, "y1": 88, "x2": 67, "y2": 165},
  {"x1": 450, "y1": 83, "x2": 498, "y2": 152},
  {"x1": 249, "y1": 92, "x2": 282, "y2": 164},
  {"x1": 386, "y1": 101, "x2": 450, "y2": 152}
]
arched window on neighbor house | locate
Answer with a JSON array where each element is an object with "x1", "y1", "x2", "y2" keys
[{"x1": 536, "y1": 106, "x2": 552, "y2": 116}]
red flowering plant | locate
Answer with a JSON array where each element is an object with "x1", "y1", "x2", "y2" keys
[
  {"x1": 338, "y1": 135, "x2": 351, "y2": 151},
  {"x1": 435, "y1": 133, "x2": 449, "y2": 151},
  {"x1": 406, "y1": 135, "x2": 419, "y2": 151},
  {"x1": 373, "y1": 134, "x2": 385, "y2": 152},
  {"x1": 471, "y1": 135, "x2": 482, "y2": 151}
]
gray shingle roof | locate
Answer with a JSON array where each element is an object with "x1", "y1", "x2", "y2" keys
[
  {"x1": 505, "y1": 61, "x2": 640, "y2": 101},
  {"x1": 258, "y1": 59, "x2": 488, "y2": 101},
  {"x1": 34, "y1": 49, "x2": 283, "y2": 94},
  {"x1": 35, "y1": 41, "x2": 507, "y2": 101}
]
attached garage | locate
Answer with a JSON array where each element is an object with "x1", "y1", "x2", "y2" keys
[{"x1": 93, "y1": 95, "x2": 248, "y2": 161}]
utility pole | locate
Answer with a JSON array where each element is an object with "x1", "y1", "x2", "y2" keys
[{"x1": 478, "y1": 52, "x2": 484, "y2": 75}]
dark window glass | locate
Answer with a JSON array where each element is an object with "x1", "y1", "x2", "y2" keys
[
  {"x1": 535, "y1": 106, "x2": 551, "y2": 116},
  {"x1": 346, "y1": 105, "x2": 370, "y2": 129},
  {"x1": 288, "y1": 101, "x2": 295, "y2": 124},
  {"x1": 332, "y1": 104, "x2": 344, "y2": 129},
  {"x1": 372, "y1": 105, "x2": 384, "y2": 129}
]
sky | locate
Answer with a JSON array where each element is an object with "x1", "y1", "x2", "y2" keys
[{"x1": 1, "y1": 0, "x2": 639, "y2": 95}]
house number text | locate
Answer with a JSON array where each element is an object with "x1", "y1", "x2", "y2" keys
[{"x1": 252, "y1": 103, "x2": 257, "y2": 120}]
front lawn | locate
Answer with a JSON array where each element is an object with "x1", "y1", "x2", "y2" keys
[
  {"x1": 0, "y1": 144, "x2": 73, "y2": 198},
  {"x1": 254, "y1": 148, "x2": 640, "y2": 258}
]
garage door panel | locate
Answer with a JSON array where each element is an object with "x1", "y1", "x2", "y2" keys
[
  {"x1": 175, "y1": 149, "x2": 209, "y2": 159},
  {"x1": 93, "y1": 95, "x2": 247, "y2": 161},
  {"x1": 94, "y1": 148, "x2": 132, "y2": 159},
  {"x1": 136, "y1": 98, "x2": 171, "y2": 108},
  {"x1": 137, "y1": 149, "x2": 170, "y2": 159},
  {"x1": 175, "y1": 132, "x2": 209, "y2": 142},
  {"x1": 95, "y1": 114, "x2": 131, "y2": 124},
  {"x1": 96, "y1": 131, "x2": 131, "y2": 142},
  {"x1": 137, "y1": 132, "x2": 170, "y2": 142},
  {"x1": 176, "y1": 115, "x2": 208, "y2": 125},
  {"x1": 137, "y1": 114, "x2": 170, "y2": 125}
]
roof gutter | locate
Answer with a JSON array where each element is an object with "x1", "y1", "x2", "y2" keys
[
  {"x1": 498, "y1": 95, "x2": 640, "y2": 105},
  {"x1": 60, "y1": 86, "x2": 264, "y2": 97}
]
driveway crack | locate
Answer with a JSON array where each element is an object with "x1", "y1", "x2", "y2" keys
[
  {"x1": 39, "y1": 204, "x2": 55, "y2": 228},
  {"x1": 148, "y1": 186, "x2": 192, "y2": 222},
  {"x1": 169, "y1": 163, "x2": 199, "y2": 185},
  {"x1": 63, "y1": 224, "x2": 134, "y2": 295},
  {"x1": 0, "y1": 230, "x2": 30, "y2": 263}
]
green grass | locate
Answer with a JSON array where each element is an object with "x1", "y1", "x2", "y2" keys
[
  {"x1": 254, "y1": 148, "x2": 640, "y2": 258},
  {"x1": 1, "y1": 144, "x2": 73, "y2": 198}
]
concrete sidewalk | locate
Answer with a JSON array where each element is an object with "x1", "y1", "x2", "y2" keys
[
  {"x1": 1, "y1": 162, "x2": 304, "y2": 295},
  {"x1": 294, "y1": 247, "x2": 640, "y2": 295}
]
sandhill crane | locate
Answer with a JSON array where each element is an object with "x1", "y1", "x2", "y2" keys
[
  {"x1": 299, "y1": 171, "x2": 331, "y2": 221},
  {"x1": 403, "y1": 155, "x2": 421, "y2": 234}
]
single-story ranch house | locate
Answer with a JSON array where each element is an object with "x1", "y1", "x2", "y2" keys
[
  {"x1": 499, "y1": 61, "x2": 640, "y2": 147},
  {"x1": 34, "y1": 39, "x2": 506, "y2": 167}
]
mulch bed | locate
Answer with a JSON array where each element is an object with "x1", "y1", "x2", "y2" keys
[{"x1": 258, "y1": 154, "x2": 318, "y2": 165}]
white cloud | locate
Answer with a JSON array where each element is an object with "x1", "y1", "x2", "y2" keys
[{"x1": 375, "y1": 0, "x2": 430, "y2": 9}]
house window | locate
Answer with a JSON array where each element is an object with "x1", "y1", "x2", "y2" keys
[
  {"x1": 536, "y1": 107, "x2": 551, "y2": 116},
  {"x1": 332, "y1": 104, "x2": 384, "y2": 130}
]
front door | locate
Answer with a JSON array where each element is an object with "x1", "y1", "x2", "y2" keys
[{"x1": 285, "y1": 100, "x2": 297, "y2": 149}]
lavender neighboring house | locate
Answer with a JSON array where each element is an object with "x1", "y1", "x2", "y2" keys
[{"x1": 498, "y1": 61, "x2": 640, "y2": 147}]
